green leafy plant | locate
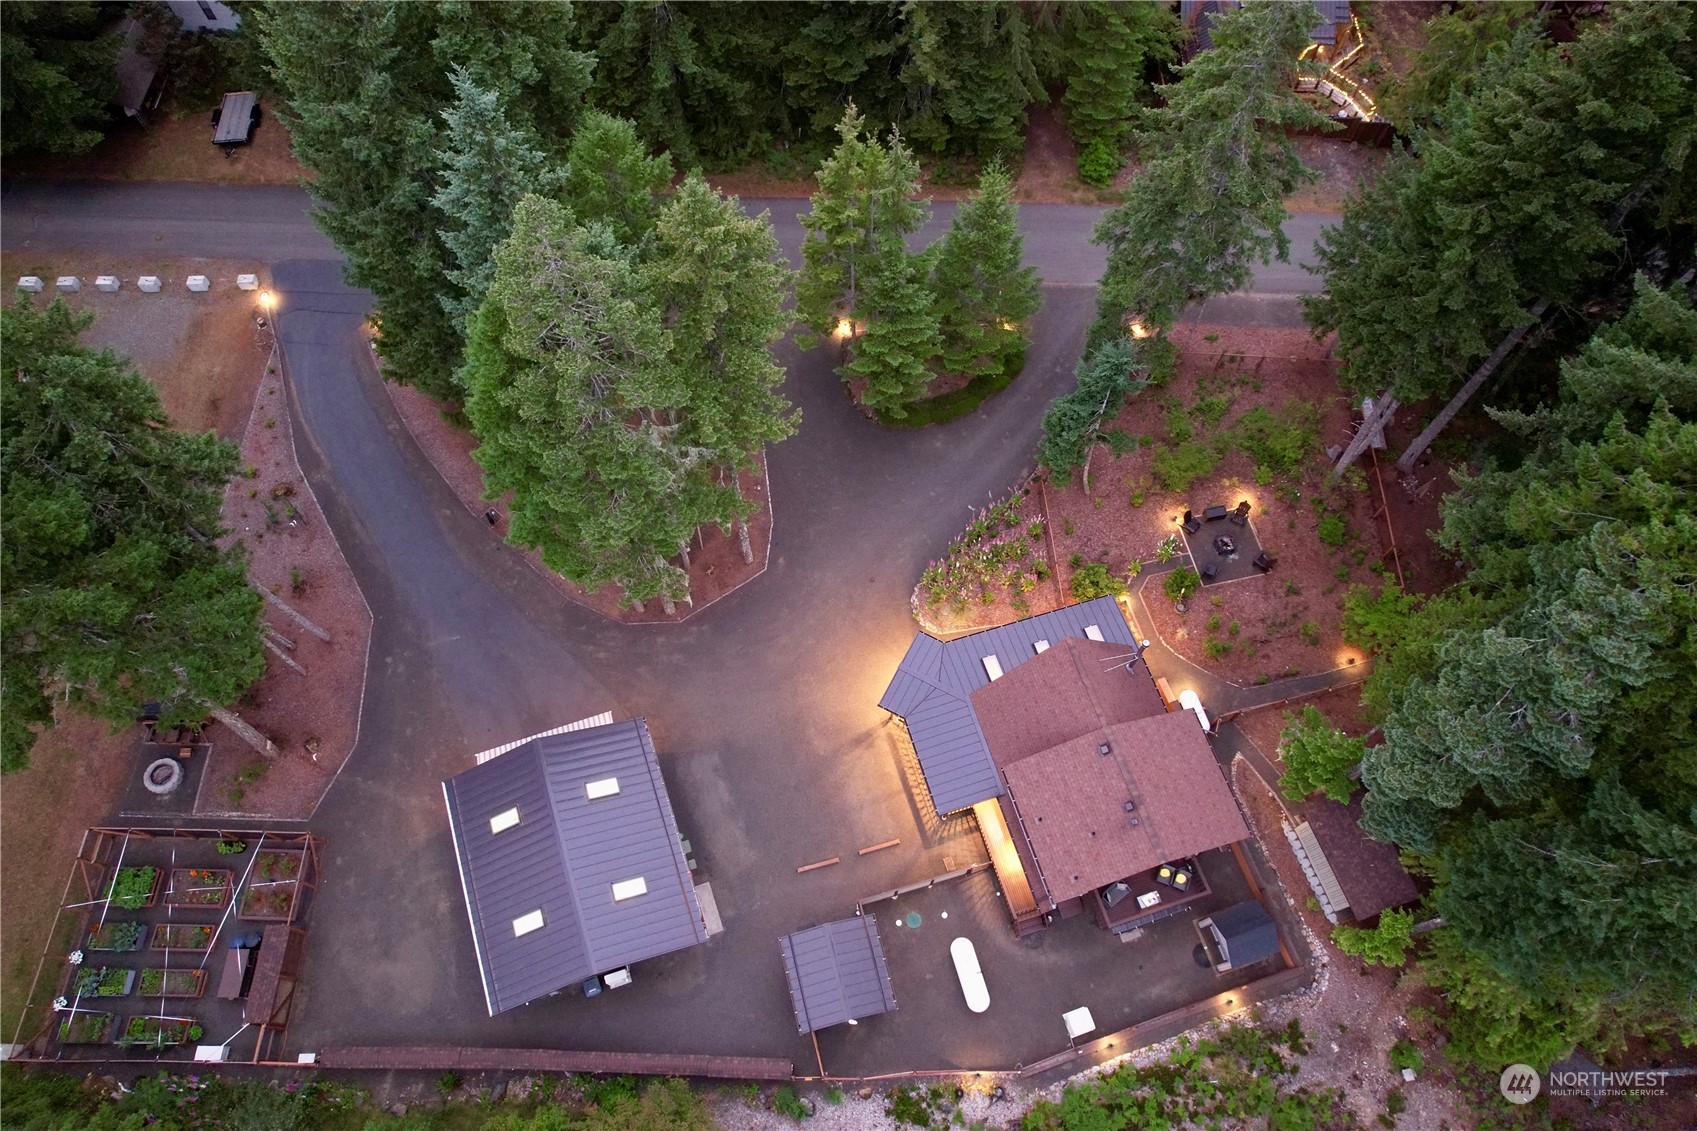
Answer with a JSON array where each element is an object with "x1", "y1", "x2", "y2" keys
[
  {"x1": 772, "y1": 1084, "x2": 809, "y2": 1120},
  {"x1": 217, "y1": 840, "x2": 247, "y2": 855},
  {"x1": 1071, "y1": 561, "x2": 1128, "y2": 600},
  {"x1": 1333, "y1": 908, "x2": 1416, "y2": 967},
  {"x1": 1233, "y1": 402, "x2": 1318, "y2": 477},
  {"x1": 1389, "y1": 1039, "x2": 1424, "y2": 1073},
  {"x1": 1318, "y1": 512, "x2": 1349, "y2": 546},
  {"x1": 107, "y1": 866, "x2": 158, "y2": 910},
  {"x1": 885, "y1": 1084, "x2": 934, "y2": 1128},
  {"x1": 436, "y1": 1072, "x2": 460, "y2": 1097},
  {"x1": 1151, "y1": 439, "x2": 1223, "y2": 492},
  {"x1": 1164, "y1": 567, "x2": 1200, "y2": 603},
  {"x1": 1277, "y1": 705, "x2": 1364, "y2": 802},
  {"x1": 87, "y1": 921, "x2": 143, "y2": 951},
  {"x1": 1155, "y1": 533, "x2": 1181, "y2": 563},
  {"x1": 824, "y1": 1087, "x2": 844, "y2": 1105},
  {"x1": 1077, "y1": 137, "x2": 1121, "y2": 188}
]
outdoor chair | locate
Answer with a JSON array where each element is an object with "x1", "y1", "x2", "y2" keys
[
  {"x1": 1230, "y1": 502, "x2": 1250, "y2": 527},
  {"x1": 1182, "y1": 509, "x2": 1201, "y2": 535},
  {"x1": 1252, "y1": 551, "x2": 1275, "y2": 572},
  {"x1": 1201, "y1": 561, "x2": 1219, "y2": 581}
]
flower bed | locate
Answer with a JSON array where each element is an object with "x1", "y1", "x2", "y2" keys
[
  {"x1": 137, "y1": 968, "x2": 207, "y2": 998},
  {"x1": 106, "y1": 865, "x2": 162, "y2": 910},
  {"x1": 165, "y1": 868, "x2": 233, "y2": 908},
  {"x1": 57, "y1": 1011, "x2": 116, "y2": 1044},
  {"x1": 73, "y1": 967, "x2": 135, "y2": 998},
  {"x1": 150, "y1": 923, "x2": 216, "y2": 953},
  {"x1": 118, "y1": 1015, "x2": 203, "y2": 1049},
  {"x1": 915, "y1": 490, "x2": 1052, "y2": 630},
  {"x1": 87, "y1": 921, "x2": 145, "y2": 952},
  {"x1": 250, "y1": 849, "x2": 302, "y2": 883}
]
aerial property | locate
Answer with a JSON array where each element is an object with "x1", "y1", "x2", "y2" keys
[{"x1": 441, "y1": 718, "x2": 708, "y2": 1015}]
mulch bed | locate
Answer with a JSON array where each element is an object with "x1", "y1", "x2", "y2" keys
[
  {"x1": 208, "y1": 342, "x2": 373, "y2": 820},
  {"x1": 383, "y1": 381, "x2": 772, "y2": 623}
]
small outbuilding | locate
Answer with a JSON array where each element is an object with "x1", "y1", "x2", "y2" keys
[
  {"x1": 442, "y1": 718, "x2": 706, "y2": 1015},
  {"x1": 1199, "y1": 900, "x2": 1280, "y2": 972},
  {"x1": 779, "y1": 916, "x2": 897, "y2": 1034}
]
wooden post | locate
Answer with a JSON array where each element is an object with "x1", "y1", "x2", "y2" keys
[
  {"x1": 204, "y1": 704, "x2": 280, "y2": 760},
  {"x1": 262, "y1": 638, "x2": 307, "y2": 677},
  {"x1": 1328, "y1": 391, "x2": 1396, "y2": 481},
  {"x1": 737, "y1": 520, "x2": 753, "y2": 564},
  {"x1": 253, "y1": 585, "x2": 331, "y2": 642}
]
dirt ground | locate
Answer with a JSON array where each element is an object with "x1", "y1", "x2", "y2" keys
[
  {"x1": 207, "y1": 350, "x2": 373, "y2": 820},
  {"x1": 1365, "y1": 2, "x2": 1446, "y2": 84},
  {"x1": 4, "y1": 96, "x2": 304, "y2": 185},
  {"x1": 383, "y1": 381, "x2": 772, "y2": 623}
]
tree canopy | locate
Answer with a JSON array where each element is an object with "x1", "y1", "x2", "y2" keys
[
  {"x1": 1, "y1": 298, "x2": 264, "y2": 772},
  {"x1": 1037, "y1": 338, "x2": 1148, "y2": 477},
  {"x1": 1090, "y1": 0, "x2": 1326, "y2": 347},
  {"x1": 1276, "y1": 705, "x2": 1364, "y2": 804},
  {"x1": 1351, "y1": 283, "x2": 1697, "y2": 1062},
  {"x1": 0, "y1": 1, "x2": 118, "y2": 159},
  {"x1": 926, "y1": 163, "x2": 1041, "y2": 381}
]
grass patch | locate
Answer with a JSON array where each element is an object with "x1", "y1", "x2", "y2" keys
[
  {"x1": 1152, "y1": 439, "x2": 1224, "y2": 492},
  {"x1": 1233, "y1": 402, "x2": 1319, "y2": 478},
  {"x1": 877, "y1": 349, "x2": 1024, "y2": 428}
]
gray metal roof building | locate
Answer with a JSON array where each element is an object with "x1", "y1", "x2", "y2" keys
[
  {"x1": 779, "y1": 916, "x2": 897, "y2": 1034},
  {"x1": 1208, "y1": 900, "x2": 1281, "y2": 970},
  {"x1": 442, "y1": 718, "x2": 707, "y2": 1015},
  {"x1": 878, "y1": 596, "x2": 1138, "y2": 814}
]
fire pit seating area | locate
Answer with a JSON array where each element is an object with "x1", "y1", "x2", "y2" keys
[{"x1": 1183, "y1": 500, "x2": 1268, "y2": 586}]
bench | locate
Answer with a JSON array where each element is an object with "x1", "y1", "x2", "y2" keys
[{"x1": 216, "y1": 944, "x2": 250, "y2": 1000}]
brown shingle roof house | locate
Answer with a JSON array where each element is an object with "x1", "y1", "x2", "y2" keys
[{"x1": 882, "y1": 601, "x2": 1250, "y2": 933}]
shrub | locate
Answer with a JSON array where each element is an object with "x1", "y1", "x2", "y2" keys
[
  {"x1": 1152, "y1": 440, "x2": 1222, "y2": 492},
  {"x1": 1234, "y1": 403, "x2": 1319, "y2": 476},
  {"x1": 1077, "y1": 137, "x2": 1120, "y2": 187},
  {"x1": 885, "y1": 1084, "x2": 934, "y2": 1128},
  {"x1": 1164, "y1": 567, "x2": 1200, "y2": 603},
  {"x1": 772, "y1": 1085, "x2": 809, "y2": 1120},
  {"x1": 1193, "y1": 394, "x2": 1231, "y2": 428},
  {"x1": 1228, "y1": 620, "x2": 1240, "y2": 636},
  {"x1": 1071, "y1": 561, "x2": 1127, "y2": 600},
  {"x1": 1255, "y1": 464, "x2": 1274, "y2": 485},
  {"x1": 1207, "y1": 614, "x2": 1221, "y2": 631},
  {"x1": 1277, "y1": 705, "x2": 1364, "y2": 802},
  {"x1": 436, "y1": 1072, "x2": 460, "y2": 1097},
  {"x1": 1163, "y1": 400, "x2": 1194, "y2": 443},
  {"x1": 1204, "y1": 638, "x2": 1232, "y2": 659},
  {"x1": 108, "y1": 866, "x2": 158, "y2": 909},
  {"x1": 825, "y1": 1087, "x2": 844, "y2": 1105},
  {"x1": 1390, "y1": 1039, "x2": 1424, "y2": 1073},
  {"x1": 1332, "y1": 908, "x2": 1416, "y2": 967},
  {"x1": 1318, "y1": 513, "x2": 1349, "y2": 546}
]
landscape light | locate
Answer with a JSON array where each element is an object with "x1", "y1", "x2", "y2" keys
[
  {"x1": 834, "y1": 319, "x2": 853, "y2": 339},
  {"x1": 258, "y1": 290, "x2": 275, "y2": 310},
  {"x1": 1127, "y1": 320, "x2": 1151, "y2": 340}
]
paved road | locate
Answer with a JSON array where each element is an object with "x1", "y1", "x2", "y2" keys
[
  {"x1": 2, "y1": 180, "x2": 1334, "y2": 1070},
  {"x1": 2, "y1": 179, "x2": 1331, "y2": 294}
]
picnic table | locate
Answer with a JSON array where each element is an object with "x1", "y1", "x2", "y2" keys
[{"x1": 212, "y1": 91, "x2": 259, "y2": 151}]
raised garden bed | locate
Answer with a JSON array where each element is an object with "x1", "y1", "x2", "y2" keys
[
  {"x1": 57, "y1": 1011, "x2": 116, "y2": 1044},
  {"x1": 87, "y1": 921, "x2": 145, "y2": 952},
  {"x1": 165, "y1": 868, "x2": 233, "y2": 908},
  {"x1": 150, "y1": 923, "x2": 216, "y2": 954},
  {"x1": 118, "y1": 1014, "x2": 203, "y2": 1049},
  {"x1": 137, "y1": 968, "x2": 207, "y2": 998},
  {"x1": 73, "y1": 966, "x2": 135, "y2": 998},
  {"x1": 106, "y1": 865, "x2": 162, "y2": 910},
  {"x1": 237, "y1": 850, "x2": 304, "y2": 921}
]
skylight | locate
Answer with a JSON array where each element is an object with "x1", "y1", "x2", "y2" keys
[
  {"x1": 982, "y1": 654, "x2": 1004, "y2": 680},
  {"x1": 489, "y1": 807, "x2": 520, "y2": 834},
  {"x1": 611, "y1": 877, "x2": 648, "y2": 901},
  {"x1": 585, "y1": 776, "x2": 621, "y2": 800},
  {"x1": 512, "y1": 909, "x2": 544, "y2": 936}
]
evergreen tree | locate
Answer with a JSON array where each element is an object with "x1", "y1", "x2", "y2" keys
[
  {"x1": 796, "y1": 104, "x2": 929, "y2": 344},
  {"x1": 1, "y1": 299, "x2": 265, "y2": 772},
  {"x1": 1304, "y1": 2, "x2": 1695, "y2": 452},
  {"x1": 898, "y1": 1, "x2": 1042, "y2": 160},
  {"x1": 1377, "y1": 1, "x2": 1540, "y2": 133},
  {"x1": 1091, "y1": 0, "x2": 1326, "y2": 347},
  {"x1": 1037, "y1": 338, "x2": 1148, "y2": 476},
  {"x1": 560, "y1": 111, "x2": 674, "y2": 248},
  {"x1": 433, "y1": 66, "x2": 560, "y2": 345},
  {"x1": 256, "y1": 1, "x2": 593, "y2": 398},
  {"x1": 1054, "y1": 1, "x2": 1183, "y2": 153},
  {"x1": 927, "y1": 164, "x2": 1041, "y2": 380},
  {"x1": 843, "y1": 249, "x2": 943, "y2": 419},
  {"x1": 0, "y1": 1, "x2": 118, "y2": 158},
  {"x1": 643, "y1": 172, "x2": 798, "y2": 464}
]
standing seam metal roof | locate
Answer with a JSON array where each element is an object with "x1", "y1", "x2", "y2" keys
[
  {"x1": 442, "y1": 718, "x2": 706, "y2": 1015},
  {"x1": 1211, "y1": 899, "x2": 1281, "y2": 967},
  {"x1": 878, "y1": 596, "x2": 1137, "y2": 814},
  {"x1": 779, "y1": 916, "x2": 897, "y2": 1034}
]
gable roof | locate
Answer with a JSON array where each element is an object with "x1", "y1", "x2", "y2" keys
[
  {"x1": 1211, "y1": 899, "x2": 1280, "y2": 966},
  {"x1": 1001, "y1": 712, "x2": 1248, "y2": 904},
  {"x1": 1298, "y1": 792, "x2": 1419, "y2": 920},
  {"x1": 972, "y1": 637, "x2": 1164, "y2": 768},
  {"x1": 779, "y1": 916, "x2": 897, "y2": 1034},
  {"x1": 442, "y1": 718, "x2": 706, "y2": 1015},
  {"x1": 879, "y1": 596, "x2": 1136, "y2": 814}
]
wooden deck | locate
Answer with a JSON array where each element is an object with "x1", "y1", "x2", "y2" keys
[
  {"x1": 973, "y1": 800, "x2": 1037, "y2": 917},
  {"x1": 318, "y1": 1046, "x2": 793, "y2": 1080}
]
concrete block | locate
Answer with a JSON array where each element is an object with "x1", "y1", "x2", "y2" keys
[
  {"x1": 55, "y1": 276, "x2": 81, "y2": 293},
  {"x1": 186, "y1": 275, "x2": 211, "y2": 292},
  {"x1": 138, "y1": 276, "x2": 162, "y2": 293},
  {"x1": 1401, "y1": 1067, "x2": 1417, "y2": 1083},
  {"x1": 95, "y1": 275, "x2": 121, "y2": 293},
  {"x1": 236, "y1": 273, "x2": 259, "y2": 290},
  {"x1": 17, "y1": 276, "x2": 43, "y2": 293}
]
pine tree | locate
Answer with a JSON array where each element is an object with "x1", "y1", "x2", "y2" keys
[
  {"x1": 1056, "y1": 1, "x2": 1183, "y2": 152},
  {"x1": 843, "y1": 249, "x2": 943, "y2": 419},
  {"x1": 897, "y1": 1, "x2": 1042, "y2": 160},
  {"x1": 927, "y1": 164, "x2": 1041, "y2": 380},
  {"x1": 643, "y1": 172, "x2": 798, "y2": 464},
  {"x1": 796, "y1": 104, "x2": 930, "y2": 345},
  {"x1": 433, "y1": 66, "x2": 560, "y2": 347},
  {"x1": 560, "y1": 111, "x2": 674, "y2": 248},
  {"x1": 0, "y1": 1, "x2": 119, "y2": 158},
  {"x1": 1037, "y1": 338, "x2": 1148, "y2": 477},
  {"x1": 1, "y1": 299, "x2": 265, "y2": 772},
  {"x1": 1091, "y1": 0, "x2": 1326, "y2": 347},
  {"x1": 256, "y1": 2, "x2": 593, "y2": 398},
  {"x1": 1276, "y1": 705, "x2": 1364, "y2": 803}
]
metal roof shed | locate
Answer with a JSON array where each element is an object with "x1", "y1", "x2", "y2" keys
[
  {"x1": 1205, "y1": 900, "x2": 1280, "y2": 971},
  {"x1": 779, "y1": 916, "x2": 897, "y2": 1034},
  {"x1": 442, "y1": 718, "x2": 706, "y2": 1015}
]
